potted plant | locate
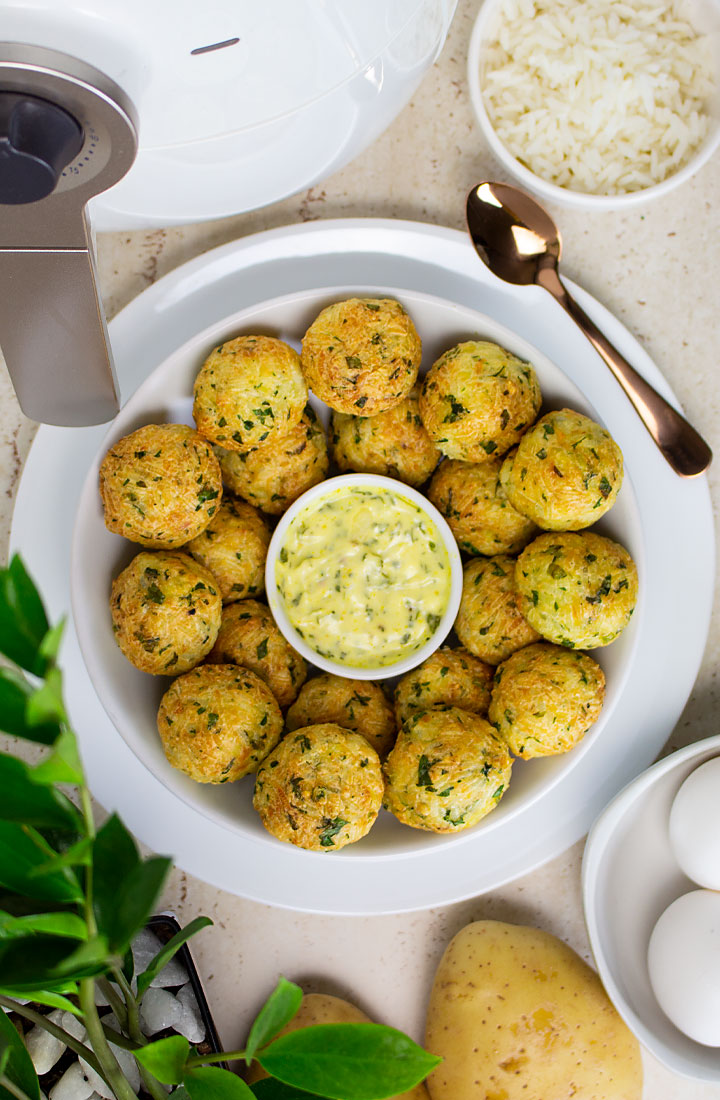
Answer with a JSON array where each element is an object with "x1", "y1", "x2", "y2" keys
[{"x1": 0, "y1": 555, "x2": 437, "y2": 1100}]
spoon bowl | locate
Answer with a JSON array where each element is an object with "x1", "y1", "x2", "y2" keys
[{"x1": 466, "y1": 182, "x2": 712, "y2": 479}]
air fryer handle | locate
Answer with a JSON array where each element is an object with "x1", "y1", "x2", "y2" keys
[
  {"x1": 0, "y1": 44, "x2": 138, "y2": 426},
  {"x1": 0, "y1": 210, "x2": 119, "y2": 425}
]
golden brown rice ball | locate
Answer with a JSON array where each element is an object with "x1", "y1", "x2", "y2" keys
[
  {"x1": 427, "y1": 456, "x2": 537, "y2": 556},
  {"x1": 382, "y1": 706, "x2": 512, "y2": 833},
  {"x1": 455, "y1": 555, "x2": 540, "y2": 665},
  {"x1": 301, "y1": 298, "x2": 421, "y2": 416},
  {"x1": 488, "y1": 642, "x2": 605, "y2": 759},
  {"x1": 253, "y1": 723, "x2": 384, "y2": 851},
  {"x1": 286, "y1": 674, "x2": 397, "y2": 757},
  {"x1": 394, "y1": 647, "x2": 493, "y2": 727},
  {"x1": 157, "y1": 664, "x2": 283, "y2": 783},
  {"x1": 515, "y1": 532, "x2": 638, "y2": 649},
  {"x1": 186, "y1": 497, "x2": 270, "y2": 603},
  {"x1": 331, "y1": 386, "x2": 440, "y2": 487},
  {"x1": 193, "y1": 335, "x2": 307, "y2": 452},
  {"x1": 215, "y1": 405, "x2": 328, "y2": 516},
  {"x1": 99, "y1": 423, "x2": 222, "y2": 548},
  {"x1": 419, "y1": 341, "x2": 541, "y2": 462},
  {"x1": 207, "y1": 598, "x2": 306, "y2": 707},
  {"x1": 110, "y1": 551, "x2": 221, "y2": 675},
  {"x1": 500, "y1": 408, "x2": 624, "y2": 530}
]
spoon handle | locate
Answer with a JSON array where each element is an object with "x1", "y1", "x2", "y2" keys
[{"x1": 536, "y1": 266, "x2": 712, "y2": 477}]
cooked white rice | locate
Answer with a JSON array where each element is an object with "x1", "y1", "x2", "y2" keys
[{"x1": 481, "y1": 0, "x2": 715, "y2": 194}]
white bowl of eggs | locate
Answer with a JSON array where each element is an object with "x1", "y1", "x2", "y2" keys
[
  {"x1": 583, "y1": 734, "x2": 720, "y2": 1081},
  {"x1": 467, "y1": 0, "x2": 720, "y2": 209}
]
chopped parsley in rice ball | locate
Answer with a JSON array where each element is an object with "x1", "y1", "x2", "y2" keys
[
  {"x1": 419, "y1": 340, "x2": 541, "y2": 462},
  {"x1": 253, "y1": 723, "x2": 384, "y2": 851},
  {"x1": 99, "y1": 423, "x2": 222, "y2": 548},
  {"x1": 301, "y1": 298, "x2": 421, "y2": 416},
  {"x1": 515, "y1": 531, "x2": 638, "y2": 648},
  {"x1": 110, "y1": 550, "x2": 221, "y2": 675},
  {"x1": 193, "y1": 334, "x2": 307, "y2": 452}
]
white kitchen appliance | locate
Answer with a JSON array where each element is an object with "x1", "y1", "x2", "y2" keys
[{"x1": 0, "y1": 0, "x2": 456, "y2": 424}]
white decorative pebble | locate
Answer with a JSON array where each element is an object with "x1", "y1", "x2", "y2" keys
[
  {"x1": 76, "y1": 1064, "x2": 111, "y2": 1100},
  {"x1": 174, "y1": 984, "x2": 206, "y2": 1044},
  {"x1": 60, "y1": 1012, "x2": 87, "y2": 1042},
  {"x1": 139, "y1": 987, "x2": 185, "y2": 1035},
  {"x1": 131, "y1": 927, "x2": 188, "y2": 989},
  {"x1": 26, "y1": 1010, "x2": 66, "y2": 1074},
  {"x1": 49, "y1": 1062, "x2": 95, "y2": 1100}
]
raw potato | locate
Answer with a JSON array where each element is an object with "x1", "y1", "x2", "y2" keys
[
  {"x1": 247, "y1": 993, "x2": 429, "y2": 1099},
  {"x1": 425, "y1": 921, "x2": 643, "y2": 1100}
]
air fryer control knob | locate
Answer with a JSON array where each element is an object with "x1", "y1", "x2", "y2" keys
[{"x1": 0, "y1": 92, "x2": 84, "y2": 204}]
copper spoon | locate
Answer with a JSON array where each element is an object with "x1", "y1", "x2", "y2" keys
[{"x1": 466, "y1": 181, "x2": 712, "y2": 477}]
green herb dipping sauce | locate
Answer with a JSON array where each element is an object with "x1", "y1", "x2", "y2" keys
[{"x1": 275, "y1": 485, "x2": 451, "y2": 669}]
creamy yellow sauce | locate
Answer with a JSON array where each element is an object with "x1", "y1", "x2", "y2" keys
[{"x1": 275, "y1": 485, "x2": 451, "y2": 668}]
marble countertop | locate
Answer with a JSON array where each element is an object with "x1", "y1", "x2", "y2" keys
[{"x1": 1, "y1": 1, "x2": 719, "y2": 1095}]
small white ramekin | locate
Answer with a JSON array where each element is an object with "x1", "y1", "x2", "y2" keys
[
  {"x1": 265, "y1": 472, "x2": 462, "y2": 680},
  {"x1": 467, "y1": 0, "x2": 720, "y2": 211}
]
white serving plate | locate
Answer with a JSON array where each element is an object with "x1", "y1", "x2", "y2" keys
[
  {"x1": 10, "y1": 219, "x2": 714, "y2": 913},
  {"x1": 583, "y1": 735, "x2": 720, "y2": 1082}
]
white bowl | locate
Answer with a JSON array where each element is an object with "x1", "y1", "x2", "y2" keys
[
  {"x1": 71, "y1": 283, "x2": 642, "y2": 858},
  {"x1": 467, "y1": 0, "x2": 720, "y2": 210},
  {"x1": 265, "y1": 472, "x2": 462, "y2": 680},
  {"x1": 583, "y1": 735, "x2": 720, "y2": 1082}
]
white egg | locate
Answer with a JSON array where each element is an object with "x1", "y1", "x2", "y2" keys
[
  {"x1": 647, "y1": 889, "x2": 720, "y2": 1046},
  {"x1": 669, "y1": 757, "x2": 720, "y2": 889}
]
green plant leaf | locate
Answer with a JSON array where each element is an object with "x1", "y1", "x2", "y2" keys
[
  {"x1": 0, "y1": 754, "x2": 82, "y2": 832},
  {"x1": 92, "y1": 814, "x2": 139, "y2": 933},
  {"x1": 37, "y1": 619, "x2": 65, "y2": 665},
  {"x1": 0, "y1": 1003, "x2": 41, "y2": 1100},
  {"x1": 103, "y1": 853, "x2": 172, "y2": 953},
  {"x1": 136, "y1": 916, "x2": 213, "y2": 998},
  {"x1": 184, "y1": 1067, "x2": 255, "y2": 1100},
  {"x1": 30, "y1": 728, "x2": 83, "y2": 786},
  {"x1": 0, "y1": 822, "x2": 82, "y2": 903},
  {"x1": 26, "y1": 668, "x2": 67, "y2": 729},
  {"x1": 0, "y1": 986, "x2": 81, "y2": 1015},
  {"x1": 244, "y1": 979, "x2": 303, "y2": 1066},
  {"x1": 0, "y1": 910, "x2": 86, "y2": 939},
  {"x1": 29, "y1": 836, "x2": 92, "y2": 876},
  {"x1": 257, "y1": 1025, "x2": 441, "y2": 1100},
  {"x1": 0, "y1": 933, "x2": 109, "y2": 990},
  {"x1": 0, "y1": 669, "x2": 59, "y2": 745},
  {"x1": 134, "y1": 1036, "x2": 190, "y2": 1085},
  {"x1": 250, "y1": 1081, "x2": 328, "y2": 1099},
  {"x1": 0, "y1": 556, "x2": 50, "y2": 675}
]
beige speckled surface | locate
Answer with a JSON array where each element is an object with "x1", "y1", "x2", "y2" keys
[{"x1": 1, "y1": 1, "x2": 719, "y2": 1095}]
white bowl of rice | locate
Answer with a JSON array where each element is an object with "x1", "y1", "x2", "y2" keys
[{"x1": 467, "y1": 0, "x2": 720, "y2": 207}]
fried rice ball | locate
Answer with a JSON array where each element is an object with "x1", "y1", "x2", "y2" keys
[
  {"x1": 394, "y1": 647, "x2": 493, "y2": 727},
  {"x1": 301, "y1": 298, "x2": 421, "y2": 416},
  {"x1": 500, "y1": 408, "x2": 624, "y2": 530},
  {"x1": 428, "y1": 456, "x2": 537, "y2": 555},
  {"x1": 110, "y1": 551, "x2": 221, "y2": 675},
  {"x1": 215, "y1": 405, "x2": 328, "y2": 515},
  {"x1": 186, "y1": 497, "x2": 270, "y2": 602},
  {"x1": 455, "y1": 554, "x2": 540, "y2": 665},
  {"x1": 286, "y1": 674, "x2": 397, "y2": 757},
  {"x1": 99, "y1": 423, "x2": 222, "y2": 548},
  {"x1": 515, "y1": 532, "x2": 638, "y2": 649},
  {"x1": 419, "y1": 341, "x2": 541, "y2": 462},
  {"x1": 253, "y1": 723, "x2": 384, "y2": 851},
  {"x1": 382, "y1": 706, "x2": 513, "y2": 833},
  {"x1": 157, "y1": 664, "x2": 283, "y2": 783},
  {"x1": 331, "y1": 386, "x2": 440, "y2": 487},
  {"x1": 193, "y1": 335, "x2": 307, "y2": 452},
  {"x1": 489, "y1": 642, "x2": 605, "y2": 759},
  {"x1": 207, "y1": 598, "x2": 306, "y2": 707}
]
